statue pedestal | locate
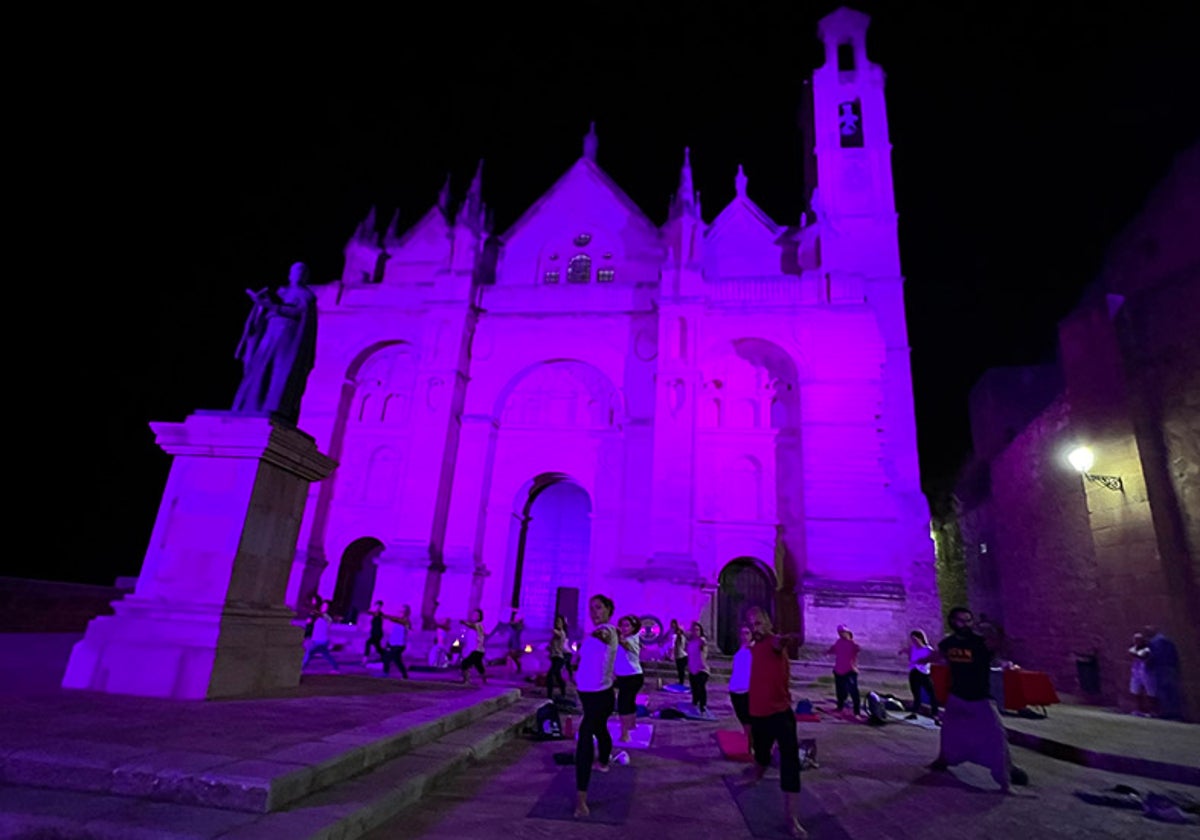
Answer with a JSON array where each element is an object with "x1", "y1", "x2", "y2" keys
[{"x1": 63, "y1": 412, "x2": 336, "y2": 699}]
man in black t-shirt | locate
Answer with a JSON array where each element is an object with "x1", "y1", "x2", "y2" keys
[{"x1": 926, "y1": 607, "x2": 1027, "y2": 792}]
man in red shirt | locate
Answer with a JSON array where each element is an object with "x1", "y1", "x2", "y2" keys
[{"x1": 746, "y1": 606, "x2": 807, "y2": 839}]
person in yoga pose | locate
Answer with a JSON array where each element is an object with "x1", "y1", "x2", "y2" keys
[
  {"x1": 614, "y1": 614, "x2": 644, "y2": 742},
  {"x1": 572, "y1": 594, "x2": 618, "y2": 819},
  {"x1": 458, "y1": 608, "x2": 488, "y2": 686},
  {"x1": 728, "y1": 623, "x2": 754, "y2": 753},
  {"x1": 746, "y1": 606, "x2": 807, "y2": 839}
]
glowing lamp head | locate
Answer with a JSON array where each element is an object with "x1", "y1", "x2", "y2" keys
[
  {"x1": 523, "y1": 644, "x2": 533, "y2": 654},
  {"x1": 1067, "y1": 446, "x2": 1095, "y2": 474}
]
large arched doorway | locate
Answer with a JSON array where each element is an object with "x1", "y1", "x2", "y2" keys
[
  {"x1": 512, "y1": 478, "x2": 591, "y2": 632},
  {"x1": 717, "y1": 558, "x2": 776, "y2": 654},
  {"x1": 331, "y1": 537, "x2": 384, "y2": 621}
]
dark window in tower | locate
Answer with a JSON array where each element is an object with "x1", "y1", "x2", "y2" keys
[
  {"x1": 837, "y1": 43, "x2": 855, "y2": 72},
  {"x1": 838, "y1": 99, "x2": 863, "y2": 148}
]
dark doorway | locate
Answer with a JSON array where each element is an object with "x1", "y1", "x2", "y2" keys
[
  {"x1": 331, "y1": 537, "x2": 383, "y2": 621},
  {"x1": 717, "y1": 558, "x2": 776, "y2": 654}
]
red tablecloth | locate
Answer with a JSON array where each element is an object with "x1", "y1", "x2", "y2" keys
[
  {"x1": 930, "y1": 665, "x2": 1059, "y2": 711},
  {"x1": 1003, "y1": 669, "x2": 1060, "y2": 710}
]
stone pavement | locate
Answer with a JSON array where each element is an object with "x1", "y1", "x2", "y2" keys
[{"x1": 1, "y1": 634, "x2": 1197, "y2": 839}]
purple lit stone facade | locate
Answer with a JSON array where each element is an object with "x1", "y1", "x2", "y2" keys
[
  {"x1": 958, "y1": 142, "x2": 1200, "y2": 718},
  {"x1": 289, "y1": 8, "x2": 939, "y2": 652}
]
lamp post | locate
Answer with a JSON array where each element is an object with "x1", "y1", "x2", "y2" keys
[{"x1": 1066, "y1": 446, "x2": 1124, "y2": 492}]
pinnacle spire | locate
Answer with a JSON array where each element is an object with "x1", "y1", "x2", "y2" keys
[
  {"x1": 583, "y1": 121, "x2": 598, "y2": 161},
  {"x1": 735, "y1": 164, "x2": 748, "y2": 198}
]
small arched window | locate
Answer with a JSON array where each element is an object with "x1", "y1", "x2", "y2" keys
[{"x1": 567, "y1": 254, "x2": 591, "y2": 284}]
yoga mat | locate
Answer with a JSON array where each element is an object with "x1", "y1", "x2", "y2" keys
[
  {"x1": 527, "y1": 766, "x2": 637, "y2": 825},
  {"x1": 573, "y1": 720, "x2": 654, "y2": 749},
  {"x1": 608, "y1": 720, "x2": 655, "y2": 748},
  {"x1": 717, "y1": 729, "x2": 753, "y2": 762},
  {"x1": 675, "y1": 702, "x2": 718, "y2": 720},
  {"x1": 661, "y1": 683, "x2": 691, "y2": 694},
  {"x1": 722, "y1": 775, "x2": 852, "y2": 840},
  {"x1": 896, "y1": 714, "x2": 941, "y2": 730}
]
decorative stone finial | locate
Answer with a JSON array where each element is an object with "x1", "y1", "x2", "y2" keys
[
  {"x1": 583, "y1": 121, "x2": 598, "y2": 161},
  {"x1": 735, "y1": 164, "x2": 748, "y2": 198}
]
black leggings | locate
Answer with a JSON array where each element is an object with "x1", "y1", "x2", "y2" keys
[
  {"x1": 460, "y1": 650, "x2": 485, "y2": 675},
  {"x1": 689, "y1": 671, "x2": 709, "y2": 710},
  {"x1": 909, "y1": 668, "x2": 939, "y2": 716},
  {"x1": 834, "y1": 670, "x2": 861, "y2": 714},
  {"x1": 675, "y1": 656, "x2": 688, "y2": 685},
  {"x1": 364, "y1": 635, "x2": 385, "y2": 658},
  {"x1": 382, "y1": 645, "x2": 408, "y2": 678},
  {"x1": 615, "y1": 673, "x2": 644, "y2": 715},
  {"x1": 576, "y1": 689, "x2": 615, "y2": 791},
  {"x1": 547, "y1": 655, "x2": 568, "y2": 698},
  {"x1": 751, "y1": 709, "x2": 801, "y2": 793}
]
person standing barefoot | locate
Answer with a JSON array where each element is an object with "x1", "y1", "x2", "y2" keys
[
  {"x1": 614, "y1": 615, "x2": 645, "y2": 742},
  {"x1": 728, "y1": 624, "x2": 755, "y2": 754},
  {"x1": 573, "y1": 595, "x2": 618, "y2": 819},
  {"x1": 746, "y1": 607, "x2": 807, "y2": 839},
  {"x1": 546, "y1": 614, "x2": 570, "y2": 700},
  {"x1": 458, "y1": 609, "x2": 487, "y2": 686},
  {"x1": 687, "y1": 621, "x2": 712, "y2": 717}
]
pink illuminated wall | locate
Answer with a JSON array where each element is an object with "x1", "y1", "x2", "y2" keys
[{"x1": 288, "y1": 8, "x2": 939, "y2": 651}]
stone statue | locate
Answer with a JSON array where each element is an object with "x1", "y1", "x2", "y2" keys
[{"x1": 232, "y1": 261, "x2": 318, "y2": 425}]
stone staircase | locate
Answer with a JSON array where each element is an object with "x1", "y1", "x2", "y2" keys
[{"x1": 0, "y1": 688, "x2": 540, "y2": 840}]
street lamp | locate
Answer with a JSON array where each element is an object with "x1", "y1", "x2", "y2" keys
[{"x1": 1067, "y1": 446, "x2": 1123, "y2": 492}]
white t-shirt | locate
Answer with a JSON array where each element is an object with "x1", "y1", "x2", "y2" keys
[
  {"x1": 575, "y1": 624, "x2": 618, "y2": 692},
  {"x1": 311, "y1": 615, "x2": 330, "y2": 644},
  {"x1": 462, "y1": 623, "x2": 484, "y2": 654},
  {"x1": 908, "y1": 642, "x2": 932, "y2": 675},
  {"x1": 729, "y1": 646, "x2": 752, "y2": 693},
  {"x1": 388, "y1": 622, "x2": 409, "y2": 647},
  {"x1": 615, "y1": 633, "x2": 642, "y2": 677}
]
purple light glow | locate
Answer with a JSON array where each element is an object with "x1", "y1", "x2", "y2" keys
[{"x1": 289, "y1": 7, "x2": 939, "y2": 653}]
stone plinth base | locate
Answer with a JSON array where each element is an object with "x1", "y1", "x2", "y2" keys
[
  {"x1": 62, "y1": 599, "x2": 304, "y2": 699},
  {"x1": 62, "y1": 412, "x2": 335, "y2": 700}
]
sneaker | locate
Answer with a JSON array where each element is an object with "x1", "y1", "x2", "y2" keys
[
  {"x1": 614, "y1": 750, "x2": 630, "y2": 766},
  {"x1": 596, "y1": 762, "x2": 610, "y2": 773}
]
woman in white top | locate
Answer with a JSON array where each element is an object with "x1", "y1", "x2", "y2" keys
[
  {"x1": 687, "y1": 621, "x2": 712, "y2": 716},
  {"x1": 670, "y1": 619, "x2": 688, "y2": 686},
  {"x1": 728, "y1": 624, "x2": 754, "y2": 753},
  {"x1": 572, "y1": 594, "x2": 618, "y2": 819},
  {"x1": 901, "y1": 628, "x2": 939, "y2": 721},
  {"x1": 459, "y1": 608, "x2": 488, "y2": 686},
  {"x1": 614, "y1": 615, "x2": 644, "y2": 743}
]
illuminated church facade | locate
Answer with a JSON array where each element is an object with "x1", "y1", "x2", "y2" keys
[{"x1": 287, "y1": 7, "x2": 940, "y2": 652}]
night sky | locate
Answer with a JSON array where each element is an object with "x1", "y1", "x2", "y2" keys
[{"x1": 21, "y1": 2, "x2": 1198, "y2": 585}]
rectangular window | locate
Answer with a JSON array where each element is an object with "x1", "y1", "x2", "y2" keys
[
  {"x1": 544, "y1": 271, "x2": 560, "y2": 284},
  {"x1": 597, "y1": 269, "x2": 615, "y2": 283},
  {"x1": 837, "y1": 43, "x2": 855, "y2": 72}
]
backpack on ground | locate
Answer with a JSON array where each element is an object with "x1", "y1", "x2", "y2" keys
[
  {"x1": 865, "y1": 691, "x2": 889, "y2": 726},
  {"x1": 533, "y1": 701, "x2": 564, "y2": 740}
]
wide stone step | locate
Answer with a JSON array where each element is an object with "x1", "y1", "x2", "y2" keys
[
  {"x1": 0, "y1": 700, "x2": 541, "y2": 840},
  {"x1": 0, "y1": 687, "x2": 522, "y2": 815}
]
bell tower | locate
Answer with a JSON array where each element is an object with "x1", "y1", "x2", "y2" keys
[{"x1": 809, "y1": 6, "x2": 900, "y2": 277}]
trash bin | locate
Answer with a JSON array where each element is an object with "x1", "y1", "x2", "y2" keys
[{"x1": 1075, "y1": 653, "x2": 1100, "y2": 695}]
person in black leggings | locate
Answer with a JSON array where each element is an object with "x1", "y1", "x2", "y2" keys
[
  {"x1": 458, "y1": 608, "x2": 487, "y2": 685},
  {"x1": 614, "y1": 615, "x2": 645, "y2": 742},
  {"x1": 547, "y1": 613, "x2": 570, "y2": 699},
  {"x1": 572, "y1": 594, "x2": 618, "y2": 819},
  {"x1": 362, "y1": 600, "x2": 386, "y2": 664}
]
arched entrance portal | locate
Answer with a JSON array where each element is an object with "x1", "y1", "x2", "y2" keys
[
  {"x1": 717, "y1": 558, "x2": 776, "y2": 654},
  {"x1": 332, "y1": 537, "x2": 384, "y2": 621},
  {"x1": 512, "y1": 478, "x2": 591, "y2": 632}
]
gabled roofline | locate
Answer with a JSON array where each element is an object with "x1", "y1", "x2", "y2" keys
[{"x1": 498, "y1": 158, "x2": 659, "y2": 244}]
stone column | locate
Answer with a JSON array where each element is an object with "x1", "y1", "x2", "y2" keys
[{"x1": 62, "y1": 412, "x2": 336, "y2": 700}]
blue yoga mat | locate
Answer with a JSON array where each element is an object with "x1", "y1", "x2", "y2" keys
[{"x1": 527, "y1": 766, "x2": 637, "y2": 825}]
